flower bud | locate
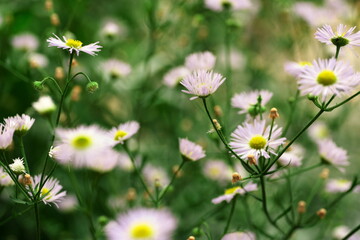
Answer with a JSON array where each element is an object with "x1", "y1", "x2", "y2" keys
[
  {"x1": 86, "y1": 81, "x2": 99, "y2": 93},
  {"x1": 9, "y1": 158, "x2": 26, "y2": 174},
  {"x1": 187, "y1": 236, "x2": 196, "y2": 240},
  {"x1": 71, "y1": 85, "x2": 82, "y2": 101},
  {"x1": 307, "y1": 94, "x2": 317, "y2": 101},
  {"x1": 316, "y1": 208, "x2": 327, "y2": 219},
  {"x1": 247, "y1": 154, "x2": 257, "y2": 165},
  {"x1": 33, "y1": 81, "x2": 44, "y2": 91},
  {"x1": 212, "y1": 119, "x2": 222, "y2": 130},
  {"x1": 213, "y1": 105, "x2": 223, "y2": 117},
  {"x1": 269, "y1": 107, "x2": 279, "y2": 119},
  {"x1": 20, "y1": 174, "x2": 32, "y2": 186},
  {"x1": 55, "y1": 67, "x2": 65, "y2": 80},
  {"x1": 126, "y1": 188, "x2": 137, "y2": 201},
  {"x1": 320, "y1": 168, "x2": 330, "y2": 179},
  {"x1": 45, "y1": 0, "x2": 53, "y2": 11},
  {"x1": 297, "y1": 201, "x2": 306, "y2": 214},
  {"x1": 232, "y1": 172, "x2": 241, "y2": 183},
  {"x1": 50, "y1": 13, "x2": 60, "y2": 26}
]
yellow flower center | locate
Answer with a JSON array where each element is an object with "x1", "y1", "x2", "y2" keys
[
  {"x1": 249, "y1": 135, "x2": 267, "y2": 150},
  {"x1": 130, "y1": 223, "x2": 154, "y2": 238},
  {"x1": 41, "y1": 187, "x2": 52, "y2": 199},
  {"x1": 71, "y1": 135, "x2": 93, "y2": 150},
  {"x1": 114, "y1": 130, "x2": 128, "y2": 141},
  {"x1": 299, "y1": 61, "x2": 311, "y2": 66},
  {"x1": 317, "y1": 70, "x2": 337, "y2": 86},
  {"x1": 66, "y1": 39, "x2": 83, "y2": 49},
  {"x1": 225, "y1": 186, "x2": 240, "y2": 195},
  {"x1": 209, "y1": 167, "x2": 220, "y2": 177}
]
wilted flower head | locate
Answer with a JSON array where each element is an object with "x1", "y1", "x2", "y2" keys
[
  {"x1": 32, "y1": 175, "x2": 66, "y2": 207},
  {"x1": 163, "y1": 66, "x2": 191, "y2": 88},
  {"x1": 317, "y1": 138, "x2": 349, "y2": 172},
  {"x1": 102, "y1": 58, "x2": 132, "y2": 79},
  {"x1": 315, "y1": 24, "x2": 360, "y2": 48},
  {"x1": 222, "y1": 231, "x2": 256, "y2": 240},
  {"x1": 185, "y1": 51, "x2": 216, "y2": 71},
  {"x1": 205, "y1": 0, "x2": 252, "y2": 12},
  {"x1": 11, "y1": 33, "x2": 39, "y2": 51},
  {"x1": 179, "y1": 138, "x2": 206, "y2": 161},
  {"x1": 105, "y1": 208, "x2": 177, "y2": 240},
  {"x1": 180, "y1": 70, "x2": 225, "y2": 100},
  {"x1": 231, "y1": 90, "x2": 273, "y2": 116},
  {"x1": 32, "y1": 96, "x2": 56, "y2": 115},
  {"x1": 109, "y1": 121, "x2": 140, "y2": 145},
  {"x1": 4, "y1": 114, "x2": 35, "y2": 135},
  {"x1": 0, "y1": 124, "x2": 14, "y2": 150},
  {"x1": 47, "y1": 34, "x2": 102, "y2": 56},
  {"x1": 212, "y1": 182, "x2": 258, "y2": 204},
  {"x1": 143, "y1": 164, "x2": 170, "y2": 188}
]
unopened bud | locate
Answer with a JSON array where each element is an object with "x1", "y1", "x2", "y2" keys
[
  {"x1": 307, "y1": 94, "x2": 316, "y2": 101},
  {"x1": 126, "y1": 188, "x2": 137, "y2": 201},
  {"x1": 316, "y1": 208, "x2": 327, "y2": 219},
  {"x1": 45, "y1": 0, "x2": 53, "y2": 11},
  {"x1": 232, "y1": 172, "x2": 241, "y2": 183},
  {"x1": 212, "y1": 119, "x2": 222, "y2": 130},
  {"x1": 154, "y1": 178, "x2": 161, "y2": 188},
  {"x1": 71, "y1": 58, "x2": 78, "y2": 67},
  {"x1": 33, "y1": 81, "x2": 44, "y2": 91},
  {"x1": 86, "y1": 82, "x2": 99, "y2": 93},
  {"x1": 213, "y1": 105, "x2": 223, "y2": 117},
  {"x1": 55, "y1": 67, "x2": 65, "y2": 80},
  {"x1": 297, "y1": 201, "x2": 306, "y2": 214},
  {"x1": 172, "y1": 165, "x2": 183, "y2": 178},
  {"x1": 71, "y1": 85, "x2": 82, "y2": 101},
  {"x1": 23, "y1": 174, "x2": 32, "y2": 186},
  {"x1": 269, "y1": 107, "x2": 279, "y2": 119},
  {"x1": 320, "y1": 168, "x2": 330, "y2": 179},
  {"x1": 187, "y1": 236, "x2": 196, "y2": 240},
  {"x1": 247, "y1": 154, "x2": 257, "y2": 165},
  {"x1": 50, "y1": 13, "x2": 60, "y2": 26}
]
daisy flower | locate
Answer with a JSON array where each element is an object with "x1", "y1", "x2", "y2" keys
[
  {"x1": 11, "y1": 33, "x2": 39, "y2": 51},
  {"x1": 32, "y1": 175, "x2": 66, "y2": 207},
  {"x1": 86, "y1": 149, "x2": 119, "y2": 173},
  {"x1": 205, "y1": 0, "x2": 252, "y2": 12},
  {"x1": 0, "y1": 167, "x2": 14, "y2": 186},
  {"x1": 308, "y1": 121, "x2": 330, "y2": 142},
  {"x1": 317, "y1": 138, "x2": 349, "y2": 171},
  {"x1": 4, "y1": 114, "x2": 35, "y2": 134},
  {"x1": 315, "y1": 24, "x2": 360, "y2": 48},
  {"x1": 231, "y1": 90, "x2": 273, "y2": 116},
  {"x1": 9, "y1": 158, "x2": 25, "y2": 174},
  {"x1": 101, "y1": 58, "x2": 132, "y2": 79},
  {"x1": 163, "y1": 66, "x2": 191, "y2": 88},
  {"x1": 278, "y1": 143, "x2": 304, "y2": 167},
  {"x1": 47, "y1": 34, "x2": 102, "y2": 56},
  {"x1": 109, "y1": 121, "x2": 140, "y2": 145},
  {"x1": 53, "y1": 125, "x2": 113, "y2": 168},
  {"x1": 32, "y1": 96, "x2": 56, "y2": 115},
  {"x1": 284, "y1": 61, "x2": 312, "y2": 78},
  {"x1": 180, "y1": 70, "x2": 226, "y2": 100},
  {"x1": 212, "y1": 182, "x2": 258, "y2": 204},
  {"x1": 326, "y1": 179, "x2": 351, "y2": 193},
  {"x1": 222, "y1": 231, "x2": 256, "y2": 240},
  {"x1": 142, "y1": 164, "x2": 170, "y2": 188},
  {"x1": 203, "y1": 160, "x2": 232, "y2": 184},
  {"x1": 0, "y1": 124, "x2": 14, "y2": 150},
  {"x1": 298, "y1": 58, "x2": 359, "y2": 102},
  {"x1": 179, "y1": 138, "x2": 206, "y2": 161},
  {"x1": 105, "y1": 208, "x2": 177, "y2": 240},
  {"x1": 229, "y1": 120, "x2": 286, "y2": 160},
  {"x1": 185, "y1": 51, "x2": 216, "y2": 71}
]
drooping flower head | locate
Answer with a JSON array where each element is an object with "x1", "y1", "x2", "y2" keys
[
  {"x1": 298, "y1": 58, "x2": 359, "y2": 102},
  {"x1": 105, "y1": 208, "x2": 177, "y2": 240},
  {"x1": 230, "y1": 120, "x2": 286, "y2": 160},
  {"x1": 4, "y1": 114, "x2": 35, "y2": 135},
  {"x1": 32, "y1": 96, "x2": 56, "y2": 115},
  {"x1": 32, "y1": 175, "x2": 66, "y2": 207},
  {"x1": 317, "y1": 138, "x2": 349, "y2": 172},
  {"x1": 47, "y1": 34, "x2": 102, "y2": 56},
  {"x1": 212, "y1": 182, "x2": 258, "y2": 204},
  {"x1": 231, "y1": 90, "x2": 273, "y2": 116},
  {"x1": 180, "y1": 70, "x2": 225, "y2": 100},
  {"x1": 0, "y1": 124, "x2": 14, "y2": 150},
  {"x1": 109, "y1": 121, "x2": 140, "y2": 145},
  {"x1": 163, "y1": 66, "x2": 191, "y2": 88},
  {"x1": 315, "y1": 24, "x2": 360, "y2": 48},
  {"x1": 179, "y1": 138, "x2": 206, "y2": 161},
  {"x1": 185, "y1": 51, "x2": 216, "y2": 71},
  {"x1": 222, "y1": 231, "x2": 256, "y2": 240}
]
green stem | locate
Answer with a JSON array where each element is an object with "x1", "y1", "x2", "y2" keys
[
  {"x1": 269, "y1": 162, "x2": 322, "y2": 181},
  {"x1": 34, "y1": 202, "x2": 40, "y2": 240},
  {"x1": 343, "y1": 224, "x2": 360, "y2": 240},
  {"x1": 325, "y1": 91, "x2": 360, "y2": 112},
  {"x1": 283, "y1": 90, "x2": 300, "y2": 137},
  {"x1": 335, "y1": 46, "x2": 341, "y2": 59},
  {"x1": 19, "y1": 136, "x2": 30, "y2": 174},
  {"x1": 223, "y1": 195, "x2": 237, "y2": 235}
]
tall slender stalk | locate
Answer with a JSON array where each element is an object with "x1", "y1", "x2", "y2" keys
[{"x1": 223, "y1": 195, "x2": 237, "y2": 235}]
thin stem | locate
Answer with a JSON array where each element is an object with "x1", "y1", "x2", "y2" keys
[
  {"x1": 223, "y1": 195, "x2": 237, "y2": 235},
  {"x1": 325, "y1": 91, "x2": 360, "y2": 111},
  {"x1": 343, "y1": 224, "x2": 360, "y2": 240},
  {"x1": 158, "y1": 160, "x2": 186, "y2": 202},
  {"x1": 34, "y1": 202, "x2": 40, "y2": 240},
  {"x1": 335, "y1": 46, "x2": 341, "y2": 59},
  {"x1": 269, "y1": 162, "x2": 322, "y2": 181},
  {"x1": 283, "y1": 90, "x2": 300, "y2": 137},
  {"x1": 19, "y1": 136, "x2": 30, "y2": 174}
]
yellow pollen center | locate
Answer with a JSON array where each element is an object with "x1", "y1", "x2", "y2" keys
[
  {"x1": 317, "y1": 70, "x2": 337, "y2": 86},
  {"x1": 249, "y1": 135, "x2": 267, "y2": 150},
  {"x1": 209, "y1": 167, "x2": 220, "y2": 177},
  {"x1": 299, "y1": 61, "x2": 311, "y2": 66},
  {"x1": 130, "y1": 223, "x2": 154, "y2": 238},
  {"x1": 41, "y1": 187, "x2": 52, "y2": 199},
  {"x1": 114, "y1": 130, "x2": 128, "y2": 141},
  {"x1": 71, "y1": 135, "x2": 92, "y2": 150},
  {"x1": 66, "y1": 39, "x2": 83, "y2": 49},
  {"x1": 225, "y1": 186, "x2": 240, "y2": 195}
]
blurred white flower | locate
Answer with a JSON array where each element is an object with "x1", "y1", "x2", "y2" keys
[
  {"x1": 278, "y1": 143, "x2": 304, "y2": 167},
  {"x1": 333, "y1": 225, "x2": 360, "y2": 240},
  {"x1": 100, "y1": 20, "x2": 127, "y2": 39},
  {"x1": 222, "y1": 231, "x2": 256, "y2": 240},
  {"x1": 0, "y1": 167, "x2": 14, "y2": 186},
  {"x1": 102, "y1": 58, "x2": 132, "y2": 79},
  {"x1": 325, "y1": 179, "x2": 351, "y2": 193},
  {"x1": 109, "y1": 121, "x2": 140, "y2": 145},
  {"x1": 4, "y1": 114, "x2": 35, "y2": 134},
  {"x1": 28, "y1": 53, "x2": 49, "y2": 69},
  {"x1": 47, "y1": 34, "x2": 102, "y2": 56},
  {"x1": 105, "y1": 208, "x2": 177, "y2": 240},
  {"x1": 0, "y1": 124, "x2": 14, "y2": 150},
  {"x1": 185, "y1": 51, "x2": 216, "y2": 71},
  {"x1": 87, "y1": 149, "x2": 119, "y2": 173},
  {"x1": 284, "y1": 61, "x2": 311, "y2": 78},
  {"x1": 203, "y1": 160, "x2": 232, "y2": 184},
  {"x1": 179, "y1": 138, "x2": 206, "y2": 161},
  {"x1": 58, "y1": 194, "x2": 78, "y2": 212},
  {"x1": 163, "y1": 66, "x2": 190, "y2": 88},
  {"x1": 11, "y1": 33, "x2": 39, "y2": 51},
  {"x1": 317, "y1": 138, "x2": 349, "y2": 172},
  {"x1": 212, "y1": 182, "x2": 258, "y2": 204},
  {"x1": 32, "y1": 96, "x2": 56, "y2": 115},
  {"x1": 32, "y1": 175, "x2": 66, "y2": 207},
  {"x1": 308, "y1": 121, "x2": 330, "y2": 142},
  {"x1": 143, "y1": 164, "x2": 170, "y2": 188},
  {"x1": 231, "y1": 90, "x2": 273, "y2": 115}
]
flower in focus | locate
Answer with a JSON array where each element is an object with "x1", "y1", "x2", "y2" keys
[
  {"x1": 0, "y1": 124, "x2": 14, "y2": 150},
  {"x1": 284, "y1": 61, "x2": 312, "y2": 78},
  {"x1": 163, "y1": 66, "x2": 191, "y2": 88},
  {"x1": 222, "y1": 231, "x2": 256, "y2": 240},
  {"x1": 231, "y1": 90, "x2": 273, "y2": 116},
  {"x1": 185, "y1": 51, "x2": 216, "y2": 71},
  {"x1": 53, "y1": 125, "x2": 113, "y2": 168},
  {"x1": 11, "y1": 33, "x2": 39, "y2": 52},
  {"x1": 278, "y1": 143, "x2": 304, "y2": 167},
  {"x1": 333, "y1": 226, "x2": 360, "y2": 240},
  {"x1": 317, "y1": 138, "x2": 349, "y2": 172},
  {"x1": 105, "y1": 208, "x2": 177, "y2": 240},
  {"x1": 0, "y1": 167, "x2": 14, "y2": 186},
  {"x1": 28, "y1": 53, "x2": 49, "y2": 68},
  {"x1": 143, "y1": 164, "x2": 170, "y2": 188},
  {"x1": 298, "y1": 58, "x2": 359, "y2": 102},
  {"x1": 4, "y1": 114, "x2": 35, "y2": 135},
  {"x1": 179, "y1": 138, "x2": 206, "y2": 161},
  {"x1": 315, "y1": 24, "x2": 360, "y2": 48},
  {"x1": 205, "y1": 0, "x2": 252, "y2": 12},
  {"x1": 203, "y1": 160, "x2": 232, "y2": 184},
  {"x1": 230, "y1": 120, "x2": 286, "y2": 160},
  {"x1": 101, "y1": 58, "x2": 132, "y2": 79},
  {"x1": 32, "y1": 96, "x2": 56, "y2": 115},
  {"x1": 47, "y1": 34, "x2": 102, "y2": 56},
  {"x1": 180, "y1": 70, "x2": 225, "y2": 100},
  {"x1": 9, "y1": 158, "x2": 25, "y2": 174},
  {"x1": 109, "y1": 121, "x2": 140, "y2": 145},
  {"x1": 212, "y1": 182, "x2": 258, "y2": 204},
  {"x1": 325, "y1": 179, "x2": 351, "y2": 193},
  {"x1": 32, "y1": 175, "x2": 66, "y2": 207}
]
